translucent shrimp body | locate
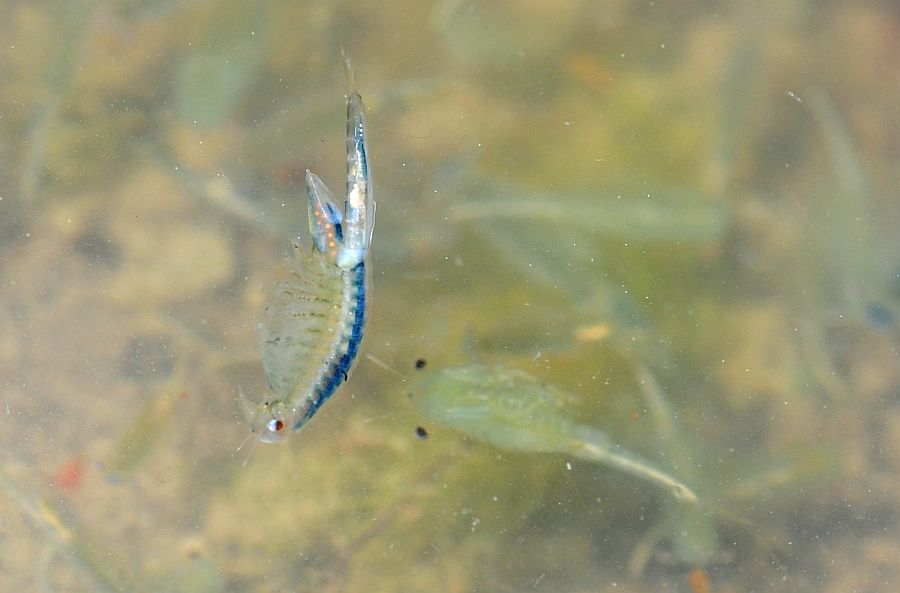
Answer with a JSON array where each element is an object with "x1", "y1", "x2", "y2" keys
[
  {"x1": 242, "y1": 61, "x2": 373, "y2": 443},
  {"x1": 419, "y1": 365, "x2": 697, "y2": 501}
]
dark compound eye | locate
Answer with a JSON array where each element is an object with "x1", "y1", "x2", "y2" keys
[
  {"x1": 415, "y1": 425, "x2": 429, "y2": 440},
  {"x1": 414, "y1": 358, "x2": 427, "y2": 370}
]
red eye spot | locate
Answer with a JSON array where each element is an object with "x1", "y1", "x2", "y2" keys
[{"x1": 275, "y1": 420, "x2": 284, "y2": 432}]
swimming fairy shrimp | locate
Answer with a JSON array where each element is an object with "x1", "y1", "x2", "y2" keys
[
  {"x1": 241, "y1": 57, "x2": 374, "y2": 443},
  {"x1": 418, "y1": 364, "x2": 697, "y2": 502}
]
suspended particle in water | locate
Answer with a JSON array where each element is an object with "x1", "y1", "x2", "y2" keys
[{"x1": 415, "y1": 425, "x2": 429, "y2": 440}]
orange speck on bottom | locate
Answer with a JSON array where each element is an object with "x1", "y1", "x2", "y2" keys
[
  {"x1": 688, "y1": 567, "x2": 711, "y2": 593},
  {"x1": 564, "y1": 52, "x2": 613, "y2": 95},
  {"x1": 54, "y1": 456, "x2": 85, "y2": 492},
  {"x1": 574, "y1": 322, "x2": 612, "y2": 343}
]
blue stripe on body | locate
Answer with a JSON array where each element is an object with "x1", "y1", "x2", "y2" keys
[
  {"x1": 356, "y1": 128, "x2": 368, "y2": 180},
  {"x1": 293, "y1": 261, "x2": 366, "y2": 429}
]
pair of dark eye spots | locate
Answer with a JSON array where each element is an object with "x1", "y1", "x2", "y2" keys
[
  {"x1": 260, "y1": 360, "x2": 426, "y2": 437},
  {"x1": 413, "y1": 358, "x2": 428, "y2": 439}
]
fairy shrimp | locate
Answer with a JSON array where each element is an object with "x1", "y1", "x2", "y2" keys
[{"x1": 241, "y1": 57, "x2": 374, "y2": 443}]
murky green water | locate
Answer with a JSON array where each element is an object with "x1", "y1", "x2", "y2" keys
[{"x1": 2, "y1": 1, "x2": 899, "y2": 592}]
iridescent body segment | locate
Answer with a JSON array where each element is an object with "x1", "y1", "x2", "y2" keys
[
  {"x1": 419, "y1": 365, "x2": 697, "y2": 501},
  {"x1": 242, "y1": 60, "x2": 373, "y2": 443}
]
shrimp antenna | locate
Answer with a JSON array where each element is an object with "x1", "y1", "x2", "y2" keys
[
  {"x1": 365, "y1": 354, "x2": 409, "y2": 383},
  {"x1": 340, "y1": 46, "x2": 357, "y2": 92},
  {"x1": 235, "y1": 432, "x2": 258, "y2": 467},
  {"x1": 236, "y1": 431, "x2": 253, "y2": 453}
]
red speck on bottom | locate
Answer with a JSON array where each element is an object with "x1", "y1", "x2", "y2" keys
[
  {"x1": 54, "y1": 456, "x2": 85, "y2": 492},
  {"x1": 688, "y1": 567, "x2": 711, "y2": 593}
]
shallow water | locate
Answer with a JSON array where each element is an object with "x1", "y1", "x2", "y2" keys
[{"x1": 1, "y1": 1, "x2": 899, "y2": 592}]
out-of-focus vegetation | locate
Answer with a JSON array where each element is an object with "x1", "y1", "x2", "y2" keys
[{"x1": 1, "y1": 1, "x2": 898, "y2": 592}]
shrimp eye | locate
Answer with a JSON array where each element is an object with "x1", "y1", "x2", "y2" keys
[{"x1": 267, "y1": 419, "x2": 285, "y2": 433}]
